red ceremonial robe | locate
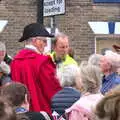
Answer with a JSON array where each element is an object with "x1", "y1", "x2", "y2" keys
[{"x1": 10, "y1": 49, "x2": 61, "y2": 114}]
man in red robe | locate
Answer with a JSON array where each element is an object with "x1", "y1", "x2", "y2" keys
[{"x1": 10, "y1": 23, "x2": 61, "y2": 114}]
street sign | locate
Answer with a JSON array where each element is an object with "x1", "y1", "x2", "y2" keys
[{"x1": 44, "y1": 0, "x2": 65, "y2": 17}]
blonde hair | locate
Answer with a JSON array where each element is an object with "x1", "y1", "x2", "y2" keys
[
  {"x1": 79, "y1": 61, "x2": 101, "y2": 94},
  {"x1": 95, "y1": 90, "x2": 120, "y2": 120}
]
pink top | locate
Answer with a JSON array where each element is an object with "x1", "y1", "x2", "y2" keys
[{"x1": 66, "y1": 93, "x2": 103, "y2": 120}]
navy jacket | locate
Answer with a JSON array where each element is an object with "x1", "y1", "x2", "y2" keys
[{"x1": 51, "y1": 87, "x2": 81, "y2": 116}]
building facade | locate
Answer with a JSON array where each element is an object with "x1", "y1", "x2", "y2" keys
[{"x1": 0, "y1": 0, "x2": 120, "y2": 63}]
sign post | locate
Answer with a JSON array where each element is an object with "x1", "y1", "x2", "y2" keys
[
  {"x1": 44, "y1": 0, "x2": 65, "y2": 35},
  {"x1": 37, "y1": 0, "x2": 44, "y2": 24},
  {"x1": 43, "y1": 0, "x2": 65, "y2": 52}
]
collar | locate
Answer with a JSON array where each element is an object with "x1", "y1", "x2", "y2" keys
[
  {"x1": 25, "y1": 45, "x2": 41, "y2": 54},
  {"x1": 104, "y1": 72, "x2": 116, "y2": 81},
  {"x1": 15, "y1": 107, "x2": 28, "y2": 113},
  {"x1": 52, "y1": 52, "x2": 66, "y2": 64},
  {"x1": 25, "y1": 45, "x2": 37, "y2": 51}
]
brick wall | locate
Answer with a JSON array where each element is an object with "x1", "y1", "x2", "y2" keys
[
  {"x1": 0, "y1": 0, "x2": 120, "y2": 63},
  {"x1": 0, "y1": 0, "x2": 37, "y2": 56},
  {"x1": 45, "y1": 0, "x2": 120, "y2": 63}
]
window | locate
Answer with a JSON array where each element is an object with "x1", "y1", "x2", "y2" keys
[
  {"x1": 94, "y1": 0, "x2": 120, "y2": 3},
  {"x1": 88, "y1": 22, "x2": 120, "y2": 34},
  {"x1": 0, "y1": 20, "x2": 8, "y2": 33}
]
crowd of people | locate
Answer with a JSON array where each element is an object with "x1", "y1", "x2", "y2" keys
[{"x1": 0, "y1": 22, "x2": 120, "y2": 120}]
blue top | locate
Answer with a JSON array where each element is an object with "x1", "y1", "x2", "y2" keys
[{"x1": 101, "y1": 72, "x2": 120, "y2": 94}]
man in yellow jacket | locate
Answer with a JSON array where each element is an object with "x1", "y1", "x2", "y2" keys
[{"x1": 50, "y1": 33, "x2": 78, "y2": 81}]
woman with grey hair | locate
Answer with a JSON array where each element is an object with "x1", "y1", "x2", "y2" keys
[
  {"x1": 58, "y1": 64, "x2": 79, "y2": 87},
  {"x1": 66, "y1": 61, "x2": 103, "y2": 120},
  {"x1": 88, "y1": 54, "x2": 103, "y2": 67},
  {"x1": 51, "y1": 64, "x2": 81, "y2": 118}
]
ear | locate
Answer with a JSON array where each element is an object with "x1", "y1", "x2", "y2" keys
[
  {"x1": 32, "y1": 38, "x2": 37, "y2": 43},
  {"x1": 23, "y1": 94, "x2": 30, "y2": 111},
  {"x1": 0, "y1": 72, "x2": 3, "y2": 78},
  {"x1": 24, "y1": 94, "x2": 29, "y2": 104}
]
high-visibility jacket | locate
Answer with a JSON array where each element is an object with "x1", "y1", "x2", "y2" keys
[
  {"x1": 50, "y1": 52, "x2": 78, "y2": 66},
  {"x1": 50, "y1": 52, "x2": 78, "y2": 81}
]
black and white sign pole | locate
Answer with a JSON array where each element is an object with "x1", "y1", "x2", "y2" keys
[
  {"x1": 51, "y1": 16, "x2": 56, "y2": 35},
  {"x1": 37, "y1": 0, "x2": 44, "y2": 24},
  {"x1": 43, "y1": 0, "x2": 65, "y2": 52},
  {"x1": 44, "y1": 0, "x2": 65, "y2": 34}
]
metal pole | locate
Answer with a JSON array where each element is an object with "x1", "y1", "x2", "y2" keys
[
  {"x1": 95, "y1": 36, "x2": 97, "y2": 54},
  {"x1": 37, "y1": 0, "x2": 44, "y2": 24},
  {"x1": 51, "y1": 16, "x2": 56, "y2": 35},
  {"x1": 50, "y1": 16, "x2": 56, "y2": 52}
]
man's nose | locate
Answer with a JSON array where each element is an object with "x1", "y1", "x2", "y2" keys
[
  {"x1": 44, "y1": 42, "x2": 47, "y2": 47},
  {"x1": 43, "y1": 40, "x2": 47, "y2": 46}
]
